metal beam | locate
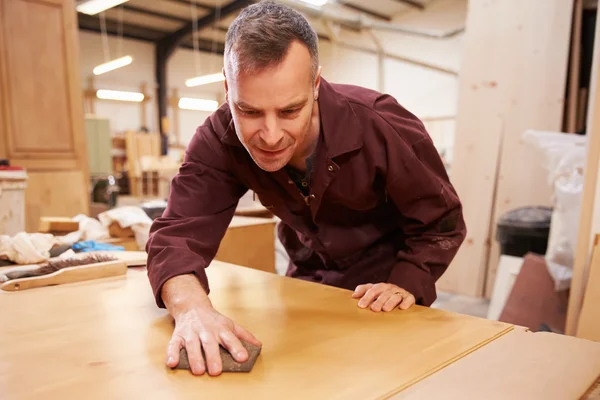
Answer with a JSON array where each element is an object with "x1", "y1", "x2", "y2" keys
[
  {"x1": 78, "y1": 13, "x2": 167, "y2": 41},
  {"x1": 394, "y1": 0, "x2": 425, "y2": 10},
  {"x1": 121, "y1": 5, "x2": 190, "y2": 23},
  {"x1": 155, "y1": 0, "x2": 252, "y2": 149},
  {"x1": 338, "y1": 2, "x2": 391, "y2": 21},
  {"x1": 168, "y1": 0, "x2": 214, "y2": 11}
]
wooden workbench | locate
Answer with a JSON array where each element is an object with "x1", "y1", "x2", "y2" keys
[
  {"x1": 0, "y1": 261, "x2": 515, "y2": 399},
  {"x1": 2, "y1": 260, "x2": 600, "y2": 399}
]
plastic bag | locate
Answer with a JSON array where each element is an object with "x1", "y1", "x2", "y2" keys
[{"x1": 522, "y1": 130, "x2": 587, "y2": 290}]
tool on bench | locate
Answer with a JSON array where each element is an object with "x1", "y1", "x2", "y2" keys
[{"x1": 0, "y1": 253, "x2": 127, "y2": 291}]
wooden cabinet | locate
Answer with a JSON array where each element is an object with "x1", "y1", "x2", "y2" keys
[{"x1": 0, "y1": 0, "x2": 90, "y2": 231}]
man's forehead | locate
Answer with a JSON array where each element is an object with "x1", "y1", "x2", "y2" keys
[{"x1": 235, "y1": 96, "x2": 308, "y2": 110}]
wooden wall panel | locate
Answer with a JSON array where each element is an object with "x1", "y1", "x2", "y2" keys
[
  {"x1": 0, "y1": 0, "x2": 90, "y2": 230},
  {"x1": 438, "y1": 0, "x2": 573, "y2": 297}
]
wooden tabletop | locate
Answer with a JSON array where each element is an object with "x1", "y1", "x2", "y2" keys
[{"x1": 0, "y1": 262, "x2": 512, "y2": 399}]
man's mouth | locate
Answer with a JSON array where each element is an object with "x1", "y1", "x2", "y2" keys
[{"x1": 256, "y1": 147, "x2": 288, "y2": 156}]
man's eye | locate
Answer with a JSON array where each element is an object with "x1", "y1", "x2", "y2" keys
[
  {"x1": 241, "y1": 109, "x2": 258, "y2": 116},
  {"x1": 282, "y1": 109, "x2": 298, "y2": 115}
]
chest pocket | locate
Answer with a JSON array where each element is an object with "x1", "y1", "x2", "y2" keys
[{"x1": 324, "y1": 171, "x2": 387, "y2": 212}]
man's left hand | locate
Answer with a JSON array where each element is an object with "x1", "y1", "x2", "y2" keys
[{"x1": 352, "y1": 283, "x2": 416, "y2": 312}]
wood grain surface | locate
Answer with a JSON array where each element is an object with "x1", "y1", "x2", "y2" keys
[{"x1": 0, "y1": 262, "x2": 512, "y2": 399}]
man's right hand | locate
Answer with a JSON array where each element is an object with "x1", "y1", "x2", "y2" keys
[{"x1": 161, "y1": 274, "x2": 261, "y2": 376}]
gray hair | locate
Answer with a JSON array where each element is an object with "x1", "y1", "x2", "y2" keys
[{"x1": 224, "y1": 1, "x2": 319, "y2": 80}]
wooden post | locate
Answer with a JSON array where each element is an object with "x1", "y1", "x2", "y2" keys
[
  {"x1": 170, "y1": 88, "x2": 180, "y2": 147},
  {"x1": 566, "y1": 0, "x2": 583, "y2": 133},
  {"x1": 140, "y1": 82, "x2": 148, "y2": 129},
  {"x1": 86, "y1": 75, "x2": 96, "y2": 114}
]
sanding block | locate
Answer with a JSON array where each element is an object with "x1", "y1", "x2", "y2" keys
[{"x1": 175, "y1": 341, "x2": 262, "y2": 372}]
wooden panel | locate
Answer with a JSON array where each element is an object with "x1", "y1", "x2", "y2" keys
[
  {"x1": 215, "y1": 217, "x2": 276, "y2": 273},
  {"x1": 392, "y1": 328, "x2": 600, "y2": 399},
  {"x1": 566, "y1": 13, "x2": 600, "y2": 335},
  {"x1": 4, "y1": 0, "x2": 73, "y2": 154},
  {"x1": 577, "y1": 235, "x2": 600, "y2": 341},
  {"x1": 440, "y1": 0, "x2": 573, "y2": 297},
  {"x1": 0, "y1": 263, "x2": 513, "y2": 399},
  {"x1": 24, "y1": 171, "x2": 89, "y2": 232}
]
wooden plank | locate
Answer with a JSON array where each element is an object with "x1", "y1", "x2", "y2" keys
[
  {"x1": 484, "y1": 0, "x2": 573, "y2": 298},
  {"x1": 566, "y1": 12, "x2": 600, "y2": 335},
  {"x1": 440, "y1": 0, "x2": 573, "y2": 297},
  {"x1": 0, "y1": 263, "x2": 513, "y2": 399},
  {"x1": 576, "y1": 235, "x2": 600, "y2": 341},
  {"x1": 391, "y1": 328, "x2": 600, "y2": 400}
]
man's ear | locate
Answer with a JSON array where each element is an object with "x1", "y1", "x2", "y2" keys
[
  {"x1": 222, "y1": 67, "x2": 229, "y2": 99},
  {"x1": 314, "y1": 65, "x2": 322, "y2": 100}
]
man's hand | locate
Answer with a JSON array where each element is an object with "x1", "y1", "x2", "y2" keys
[
  {"x1": 352, "y1": 283, "x2": 416, "y2": 312},
  {"x1": 161, "y1": 274, "x2": 262, "y2": 376}
]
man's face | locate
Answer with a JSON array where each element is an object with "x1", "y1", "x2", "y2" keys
[{"x1": 225, "y1": 41, "x2": 320, "y2": 172}]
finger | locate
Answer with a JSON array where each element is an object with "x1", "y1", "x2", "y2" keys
[
  {"x1": 370, "y1": 291, "x2": 394, "y2": 312},
  {"x1": 184, "y1": 334, "x2": 206, "y2": 376},
  {"x1": 234, "y1": 323, "x2": 262, "y2": 347},
  {"x1": 357, "y1": 285, "x2": 385, "y2": 308},
  {"x1": 166, "y1": 334, "x2": 184, "y2": 368},
  {"x1": 200, "y1": 333, "x2": 222, "y2": 376},
  {"x1": 352, "y1": 283, "x2": 373, "y2": 298},
  {"x1": 382, "y1": 292, "x2": 404, "y2": 312},
  {"x1": 399, "y1": 293, "x2": 416, "y2": 310},
  {"x1": 220, "y1": 330, "x2": 248, "y2": 363}
]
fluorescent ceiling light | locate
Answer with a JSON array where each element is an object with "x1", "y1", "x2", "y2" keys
[
  {"x1": 185, "y1": 73, "x2": 225, "y2": 88},
  {"x1": 97, "y1": 89, "x2": 144, "y2": 102},
  {"x1": 76, "y1": 0, "x2": 130, "y2": 15},
  {"x1": 93, "y1": 55, "x2": 133, "y2": 75},
  {"x1": 299, "y1": 0, "x2": 328, "y2": 6},
  {"x1": 178, "y1": 97, "x2": 219, "y2": 112}
]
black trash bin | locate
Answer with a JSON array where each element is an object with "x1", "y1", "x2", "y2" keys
[{"x1": 495, "y1": 206, "x2": 552, "y2": 257}]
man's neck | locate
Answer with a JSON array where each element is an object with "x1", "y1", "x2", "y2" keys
[{"x1": 287, "y1": 100, "x2": 320, "y2": 173}]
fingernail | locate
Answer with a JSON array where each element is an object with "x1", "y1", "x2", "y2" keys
[{"x1": 167, "y1": 357, "x2": 174, "y2": 364}]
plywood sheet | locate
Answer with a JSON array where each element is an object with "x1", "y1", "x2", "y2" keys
[
  {"x1": 392, "y1": 328, "x2": 600, "y2": 400},
  {"x1": 577, "y1": 235, "x2": 600, "y2": 341},
  {"x1": 0, "y1": 262, "x2": 512, "y2": 399},
  {"x1": 498, "y1": 253, "x2": 569, "y2": 333},
  {"x1": 441, "y1": 0, "x2": 573, "y2": 297}
]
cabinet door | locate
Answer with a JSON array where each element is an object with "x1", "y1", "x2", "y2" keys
[{"x1": 0, "y1": 0, "x2": 90, "y2": 231}]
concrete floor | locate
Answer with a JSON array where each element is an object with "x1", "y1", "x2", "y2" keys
[{"x1": 431, "y1": 292, "x2": 491, "y2": 319}]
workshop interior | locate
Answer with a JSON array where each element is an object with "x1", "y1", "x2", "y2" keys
[{"x1": 1, "y1": 0, "x2": 600, "y2": 398}]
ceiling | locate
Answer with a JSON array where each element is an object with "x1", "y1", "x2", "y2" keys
[{"x1": 77, "y1": 0, "x2": 436, "y2": 53}]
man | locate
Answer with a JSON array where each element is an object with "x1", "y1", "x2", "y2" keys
[{"x1": 146, "y1": 1, "x2": 466, "y2": 377}]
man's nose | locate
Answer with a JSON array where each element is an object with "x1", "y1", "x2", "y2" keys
[{"x1": 260, "y1": 115, "x2": 283, "y2": 147}]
